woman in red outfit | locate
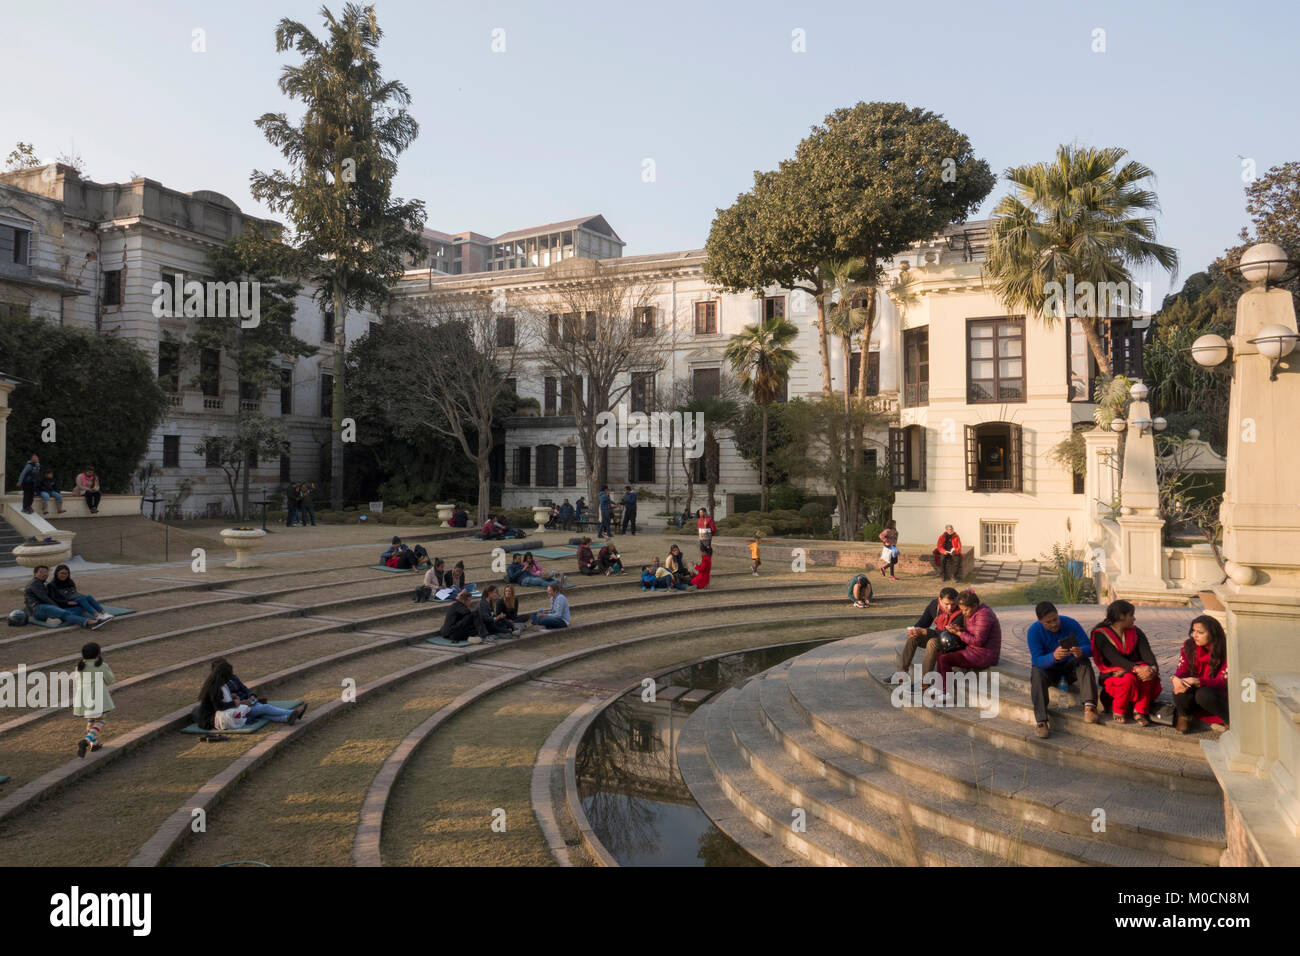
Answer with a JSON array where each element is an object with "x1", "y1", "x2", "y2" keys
[
  {"x1": 1172, "y1": 615, "x2": 1229, "y2": 733},
  {"x1": 935, "y1": 590, "x2": 1001, "y2": 678},
  {"x1": 696, "y1": 509, "x2": 717, "y2": 549},
  {"x1": 1091, "y1": 600, "x2": 1161, "y2": 726},
  {"x1": 690, "y1": 544, "x2": 713, "y2": 589}
]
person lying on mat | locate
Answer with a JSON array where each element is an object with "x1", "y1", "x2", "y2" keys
[
  {"x1": 196, "y1": 660, "x2": 305, "y2": 731},
  {"x1": 48, "y1": 564, "x2": 114, "y2": 624},
  {"x1": 24, "y1": 565, "x2": 102, "y2": 629}
]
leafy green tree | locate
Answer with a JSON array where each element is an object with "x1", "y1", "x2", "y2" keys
[
  {"x1": 194, "y1": 413, "x2": 289, "y2": 520},
  {"x1": 705, "y1": 101, "x2": 993, "y2": 399},
  {"x1": 4, "y1": 142, "x2": 40, "y2": 171},
  {"x1": 250, "y1": 2, "x2": 426, "y2": 509},
  {"x1": 0, "y1": 315, "x2": 168, "y2": 492},
  {"x1": 730, "y1": 401, "x2": 794, "y2": 491},
  {"x1": 724, "y1": 315, "x2": 798, "y2": 511},
  {"x1": 984, "y1": 144, "x2": 1179, "y2": 375}
]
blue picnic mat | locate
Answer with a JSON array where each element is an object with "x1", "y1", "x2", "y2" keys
[
  {"x1": 368, "y1": 564, "x2": 420, "y2": 572},
  {"x1": 180, "y1": 700, "x2": 304, "y2": 735},
  {"x1": 529, "y1": 547, "x2": 577, "y2": 559},
  {"x1": 31, "y1": 605, "x2": 136, "y2": 629}
]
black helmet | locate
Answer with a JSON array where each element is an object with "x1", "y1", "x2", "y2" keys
[{"x1": 8, "y1": 609, "x2": 29, "y2": 627}]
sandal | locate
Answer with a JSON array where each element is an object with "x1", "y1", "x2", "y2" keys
[{"x1": 1135, "y1": 714, "x2": 1151, "y2": 727}]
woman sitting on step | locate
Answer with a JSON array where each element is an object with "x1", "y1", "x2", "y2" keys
[
  {"x1": 1171, "y1": 615, "x2": 1228, "y2": 734},
  {"x1": 48, "y1": 564, "x2": 113, "y2": 624},
  {"x1": 1091, "y1": 600, "x2": 1162, "y2": 727},
  {"x1": 576, "y1": 538, "x2": 600, "y2": 576},
  {"x1": 495, "y1": 585, "x2": 527, "y2": 627},
  {"x1": 196, "y1": 660, "x2": 305, "y2": 731},
  {"x1": 934, "y1": 590, "x2": 1001, "y2": 680},
  {"x1": 665, "y1": 545, "x2": 692, "y2": 586}
]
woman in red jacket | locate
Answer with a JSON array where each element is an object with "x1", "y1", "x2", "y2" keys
[
  {"x1": 1172, "y1": 615, "x2": 1229, "y2": 733},
  {"x1": 690, "y1": 544, "x2": 713, "y2": 589},
  {"x1": 696, "y1": 509, "x2": 717, "y2": 549},
  {"x1": 575, "y1": 537, "x2": 600, "y2": 575},
  {"x1": 935, "y1": 590, "x2": 1001, "y2": 678},
  {"x1": 1092, "y1": 600, "x2": 1161, "y2": 726}
]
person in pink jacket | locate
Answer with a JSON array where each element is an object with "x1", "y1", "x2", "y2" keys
[
  {"x1": 1172, "y1": 615, "x2": 1229, "y2": 733},
  {"x1": 935, "y1": 590, "x2": 1001, "y2": 678}
]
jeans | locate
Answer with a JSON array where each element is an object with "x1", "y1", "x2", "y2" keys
[
  {"x1": 301, "y1": 504, "x2": 316, "y2": 525},
  {"x1": 66, "y1": 595, "x2": 105, "y2": 616},
  {"x1": 286, "y1": 507, "x2": 300, "y2": 526},
  {"x1": 40, "y1": 490, "x2": 63, "y2": 502},
  {"x1": 83, "y1": 490, "x2": 102, "y2": 511},
  {"x1": 621, "y1": 510, "x2": 637, "y2": 535},
  {"x1": 518, "y1": 574, "x2": 554, "y2": 588},
  {"x1": 33, "y1": 603, "x2": 91, "y2": 625},
  {"x1": 599, "y1": 511, "x2": 611, "y2": 536},
  {"x1": 531, "y1": 612, "x2": 568, "y2": 629},
  {"x1": 245, "y1": 702, "x2": 297, "y2": 723}
]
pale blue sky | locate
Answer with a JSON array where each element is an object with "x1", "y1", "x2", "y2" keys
[{"x1": 3, "y1": 0, "x2": 1296, "y2": 305}]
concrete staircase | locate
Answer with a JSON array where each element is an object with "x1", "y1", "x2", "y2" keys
[
  {"x1": 679, "y1": 632, "x2": 1227, "y2": 866},
  {"x1": 0, "y1": 515, "x2": 23, "y2": 568}
]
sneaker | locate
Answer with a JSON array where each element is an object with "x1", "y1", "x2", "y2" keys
[
  {"x1": 77, "y1": 739, "x2": 88, "y2": 758},
  {"x1": 96, "y1": 612, "x2": 112, "y2": 621},
  {"x1": 1211, "y1": 723, "x2": 1228, "y2": 733},
  {"x1": 753, "y1": 571, "x2": 759, "y2": 576},
  {"x1": 560, "y1": 573, "x2": 568, "y2": 588},
  {"x1": 1035, "y1": 722, "x2": 1050, "y2": 739},
  {"x1": 287, "y1": 703, "x2": 308, "y2": 725},
  {"x1": 468, "y1": 635, "x2": 482, "y2": 644},
  {"x1": 90, "y1": 742, "x2": 102, "y2": 752}
]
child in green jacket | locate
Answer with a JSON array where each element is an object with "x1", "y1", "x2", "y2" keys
[{"x1": 72, "y1": 642, "x2": 114, "y2": 758}]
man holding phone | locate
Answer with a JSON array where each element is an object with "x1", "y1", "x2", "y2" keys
[{"x1": 1026, "y1": 601, "x2": 1098, "y2": 738}]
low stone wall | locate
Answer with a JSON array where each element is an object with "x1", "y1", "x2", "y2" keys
[
  {"x1": 1, "y1": 492, "x2": 142, "y2": 518},
  {"x1": 708, "y1": 537, "x2": 973, "y2": 578}
]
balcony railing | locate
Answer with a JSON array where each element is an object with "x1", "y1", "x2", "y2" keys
[
  {"x1": 166, "y1": 393, "x2": 183, "y2": 408},
  {"x1": 240, "y1": 399, "x2": 260, "y2": 413},
  {"x1": 203, "y1": 397, "x2": 224, "y2": 410}
]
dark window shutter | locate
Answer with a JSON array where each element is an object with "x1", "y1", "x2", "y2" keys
[
  {"x1": 964, "y1": 425, "x2": 978, "y2": 492},
  {"x1": 888, "y1": 427, "x2": 905, "y2": 490},
  {"x1": 918, "y1": 427, "x2": 927, "y2": 492},
  {"x1": 1009, "y1": 423, "x2": 1023, "y2": 493},
  {"x1": 867, "y1": 351, "x2": 880, "y2": 396},
  {"x1": 562, "y1": 446, "x2": 576, "y2": 486}
]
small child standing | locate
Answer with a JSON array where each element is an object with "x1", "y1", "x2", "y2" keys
[
  {"x1": 73, "y1": 642, "x2": 114, "y2": 758},
  {"x1": 750, "y1": 535, "x2": 762, "y2": 576}
]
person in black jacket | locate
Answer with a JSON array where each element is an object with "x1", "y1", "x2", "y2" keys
[
  {"x1": 476, "y1": 585, "x2": 514, "y2": 637},
  {"x1": 24, "y1": 566, "x2": 101, "y2": 628},
  {"x1": 48, "y1": 564, "x2": 112, "y2": 624},
  {"x1": 894, "y1": 587, "x2": 960, "y2": 673},
  {"x1": 440, "y1": 590, "x2": 485, "y2": 643}
]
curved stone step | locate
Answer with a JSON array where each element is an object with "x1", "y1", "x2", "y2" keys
[
  {"x1": 780, "y1": 637, "x2": 1224, "y2": 864},
  {"x1": 858, "y1": 637, "x2": 1218, "y2": 792},
  {"x1": 752, "y1": 665, "x2": 1201, "y2": 867}
]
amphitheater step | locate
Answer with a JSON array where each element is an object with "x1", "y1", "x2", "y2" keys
[{"x1": 682, "y1": 631, "x2": 1227, "y2": 867}]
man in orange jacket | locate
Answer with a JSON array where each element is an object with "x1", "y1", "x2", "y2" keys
[{"x1": 932, "y1": 525, "x2": 962, "y2": 581}]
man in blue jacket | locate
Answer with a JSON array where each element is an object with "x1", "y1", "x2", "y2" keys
[
  {"x1": 620, "y1": 486, "x2": 637, "y2": 535},
  {"x1": 1027, "y1": 601, "x2": 1099, "y2": 738},
  {"x1": 597, "y1": 486, "x2": 612, "y2": 538},
  {"x1": 18, "y1": 454, "x2": 40, "y2": 514}
]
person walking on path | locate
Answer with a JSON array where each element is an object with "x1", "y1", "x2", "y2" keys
[
  {"x1": 598, "y1": 487, "x2": 613, "y2": 538},
  {"x1": 73, "y1": 641, "x2": 114, "y2": 758},
  {"x1": 878, "y1": 520, "x2": 900, "y2": 580}
]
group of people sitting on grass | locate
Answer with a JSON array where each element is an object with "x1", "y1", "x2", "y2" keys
[
  {"x1": 438, "y1": 581, "x2": 570, "y2": 643},
  {"x1": 22, "y1": 564, "x2": 113, "y2": 629},
  {"x1": 892, "y1": 588, "x2": 1229, "y2": 735}
]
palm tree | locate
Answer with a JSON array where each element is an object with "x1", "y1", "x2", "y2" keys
[
  {"x1": 725, "y1": 316, "x2": 798, "y2": 511},
  {"x1": 983, "y1": 144, "x2": 1179, "y2": 376},
  {"x1": 819, "y1": 258, "x2": 874, "y2": 417}
]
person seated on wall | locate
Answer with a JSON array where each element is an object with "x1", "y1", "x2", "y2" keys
[
  {"x1": 75, "y1": 466, "x2": 102, "y2": 514},
  {"x1": 527, "y1": 582, "x2": 570, "y2": 630},
  {"x1": 557, "y1": 499, "x2": 576, "y2": 530},
  {"x1": 935, "y1": 590, "x2": 1001, "y2": 683},
  {"x1": 545, "y1": 504, "x2": 561, "y2": 529},
  {"x1": 847, "y1": 569, "x2": 875, "y2": 610},
  {"x1": 689, "y1": 544, "x2": 713, "y2": 589},
  {"x1": 1026, "y1": 600, "x2": 1099, "y2": 738},
  {"x1": 576, "y1": 537, "x2": 600, "y2": 575},
  {"x1": 48, "y1": 564, "x2": 114, "y2": 625},
  {"x1": 1091, "y1": 600, "x2": 1161, "y2": 726},
  {"x1": 441, "y1": 589, "x2": 486, "y2": 643},
  {"x1": 895, "y1": 586, "x2": 960, "y2": 673},
  {"x1": 598, "y1": 539, "x2": 624, "y2": 575},
  {"x1": 450, "y1": 505, "x2": 468, "y2": 528},
  {"x1": 381, "y1": 536, "x2": 415, "y2": 569},
  {"x1": 932, "y1": 525, "x2": 963, "y2": 582},
  {"x1": 37, "y1": 470, "x2": 65, "y2": 515},
  {"x1": 1172, "y1": 615, "x2": 1229, "y2": 734}
]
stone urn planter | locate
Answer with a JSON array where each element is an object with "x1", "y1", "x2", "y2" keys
[
  {"x1": 13, "y1": 539, "x2": 72, "y2": 569},
  {"x1": 532, "y1": 505, "x2": 551, "y2": 533},
  {"x1": 220, "y1": 527, "x2": 266, "y2": 568},
  {"x1": 436, "y1": 503, "x2": 456, "y2": 528}
]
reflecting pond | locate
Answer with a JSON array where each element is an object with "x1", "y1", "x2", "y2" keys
[{"x1": 575, "y1": 640, "x2": 829, "y2": 866}]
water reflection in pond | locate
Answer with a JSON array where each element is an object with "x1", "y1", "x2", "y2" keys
[{"x1": 576, "y1": 641, "x2": 829, "y2": 866}]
